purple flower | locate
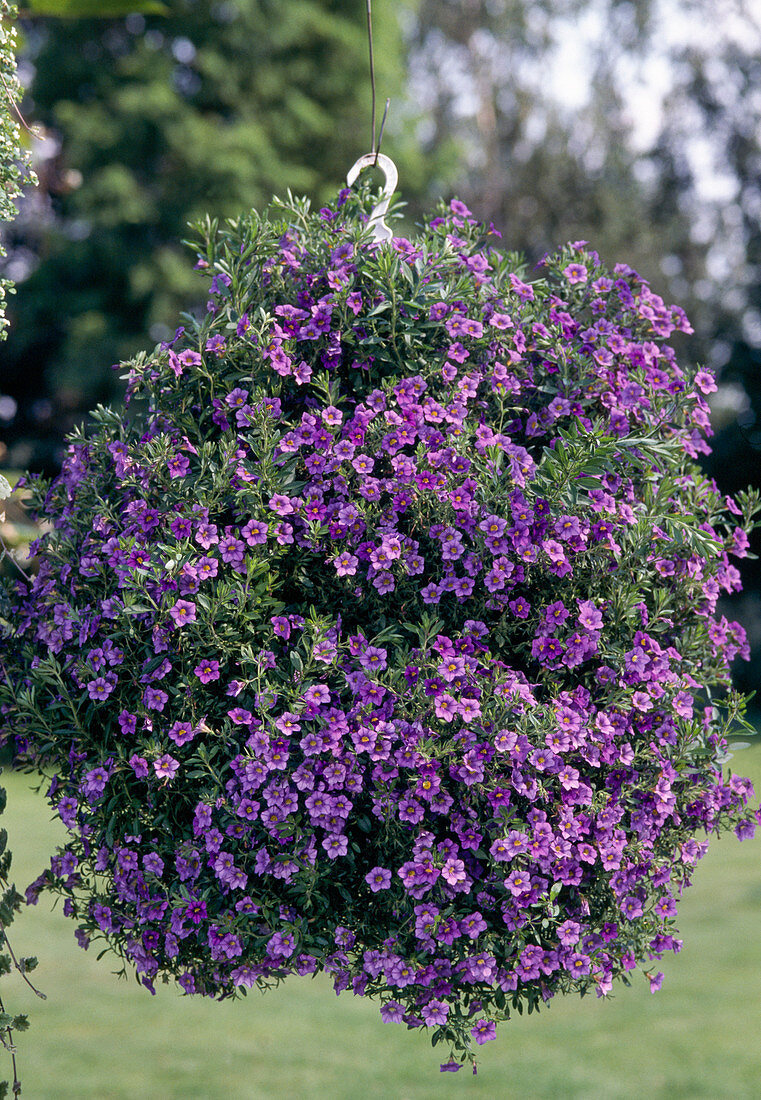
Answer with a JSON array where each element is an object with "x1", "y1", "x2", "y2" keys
[
  {"x1": 577, "y1": 599, "x2": 603, "y2": 631},
  {"x1": 167, "y1": 454, "x2": 190, "y2": 479},
  {"x1": 421, "y1": 583, "x2": 441, "y2": 604},
  {"x1": 178, "y1": 349, "x2": 202, "y2": 368},
  {"x1": 226, "y1": 387, "x2": 249, "y2": 408},
  {"x1": 434, "y1": 693, "x2": 457, "y2": 721},
  {"x1": 194, "y1": 659, "x2": 220, "y2": 683},
  {"x1": 205, "y1": 334, "x2": 226, "y2": 356},
  {"x1": 82, "y1": 766, "x2": 110, "y2": 800},
  {"x1": 129, "y1": 754, "x2": 149, "y2": 779},
  {"x1": 171, "y1": 516, "x2": 194, "y2": 539},
  {"x1": 422, "y1": 1000, "x2": 449, "y2": 1026},
  {"x1": 694, "y1": 370, "x2": 717, "y2": 394},
  {"x1": 459, "y1": 697, "x2": 481, "y2": 722},
  {"x1": 333, "y1": 552, "x2": 358, "y2": 577},
  {"x1": 365, "y1": 867, "x2": 392, "y2": 892},
  {"x1": 168, "y1": 721, "x2": 196, "y2": 746},
  {"x1": 154, "y1": 754, "x2": 179, "y2": 780},
  {"x1": 566, "y1": 952, "x2": 591, "y2": 976},
  {"x1": 505, "y1": 869, "x2": 531, "y2": 897},
  {"x1": 195, "y1": 523, "x2": 218, "y2": 549},
  {"x1": 196, "y1": 556, "x2": 218, "y2": 581},
  {"x1": 563, "y1": 262, "x2": 588, "y2": 284},
  {"x1": 360, "y1": 646, "x2": 387, "y2": 672},
  {"x1": 268, "y1": 931, "x2": 296, "y2": 959},
  {"x1": 271, "y1": 616, "x2": 291, "y2": 640},
  {"x1": 461, "y1": 912, "x2": 487, "y2": 939},
  {"x1": 144, "y1": 853, "x2": 164, "y2": 876},
  {"x1": 372, "y1": 572, "x2": 395, "y2": 594},
  {"x1": 143, "y1": 687, "x2": 168, "y2": 712},
  {"x1": 471, "y1": 1018, "x2": 497, "y2": 1045},
  {"x1": 242, "y1": 519, "x2": 268, "y2": 546},
  {"x1": 268, "y1": 493, "x2": 296, "y2": 516},
  {"x1": 323, "y1": 834, "x2": 348, "y2": 859},
  {"x1": 648, "y1": 971, "x2": 665, "y2": 993},
  {"x1": 169, "y1": 600, "x2": 197, "y2": 628},
  {"x1": 380, "y1": 1000, "x2": 405, "y2": 1023},
  {"x1": 228, "y1": 706, "x2": 254, "y2": 726},
  {"x1": 621, "y1": 895, "x2": 644, "y2": 920},
  {"x1": 509, "y1": 596, "x2": 530, "y2": 618},
  {"x1": 219, "y1": 535, "x2": 245, "y2": 565},
  {"x1": 313, "y1": 640, "x2": 337, "y2": 664},
  {"x1": 437, "y1": 858, "x2": 465, "y2": 890},
  {"x1": 450, "y1": 198, "x2": 472, "y2": 217},
  {"x1": 87, "y1": 677, "x2": 114, "y2": 702}
]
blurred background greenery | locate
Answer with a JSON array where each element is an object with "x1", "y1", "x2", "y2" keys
[
  {"x1": 1, "y1": 2, "x2": 761, "y2": 1095},
  {"x1": 2, "y1": 747, "x2": 761, "y2": 1099}
]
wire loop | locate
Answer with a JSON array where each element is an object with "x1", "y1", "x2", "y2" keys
[{"x1": 346, "y1": 152, "x2": 398, "y2": 242}]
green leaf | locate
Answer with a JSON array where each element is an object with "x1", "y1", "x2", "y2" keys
[{"x1": 27, "y1": 0, "x2": 168, "y2": 13}]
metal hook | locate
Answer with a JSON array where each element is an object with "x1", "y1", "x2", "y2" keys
[{"x1": 346, "y1": 152, "x2": 398, "y2": 243}]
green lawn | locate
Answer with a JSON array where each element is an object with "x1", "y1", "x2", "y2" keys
[{"x1": 1, "y1": 749, "x2": 760, "y2": 1100}]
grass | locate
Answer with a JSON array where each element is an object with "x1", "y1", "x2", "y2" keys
[{"x1": 1, "y1": 747, "x2": 760, "y2": 1099}]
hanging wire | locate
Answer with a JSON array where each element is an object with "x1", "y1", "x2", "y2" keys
[
  {"x1": 376, "y1": 96, "x2": 390, "y2": 164},
  {"x1": 349, "y1": 0, "x2": 397, "y2": 240},
  {"x1": 366, "y1": 1, "x2": 390, "y2": 164},
  {"x1": 366, "y1": 0, "x2": 377, "y2": 155}
]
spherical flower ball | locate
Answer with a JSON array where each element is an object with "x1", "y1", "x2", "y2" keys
[{"x1": 2, "y1": 183, "x2": 758, "y2": 1071}]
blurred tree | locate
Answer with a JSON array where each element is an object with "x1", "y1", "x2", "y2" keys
[
  {"x1": 409, "y1": 1, "x2": 708, "y2": 300},
  {"x1": 656, "y1": 26, "x2": 761, "y2": 697},
  {"x1": 2, "y1": 0, "x2": 425, "y2": 468},
  {"x1": 1, "y1": 0, "x2": 33, "y2": 344},
  {"x1": 409, "y1": 0, "x2": 761, "y2": 695}
]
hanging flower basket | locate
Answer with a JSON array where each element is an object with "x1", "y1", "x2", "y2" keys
[{"x1": 1, "y1": 179, "x2": 758, "y2": 1071}]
